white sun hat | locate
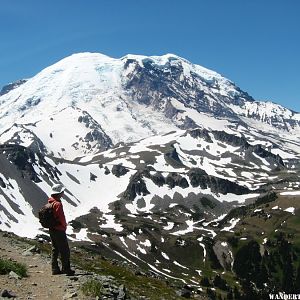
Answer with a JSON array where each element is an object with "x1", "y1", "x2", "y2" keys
[{"x1": 51, "y1": 183, "x2": 65, "y2": 195}]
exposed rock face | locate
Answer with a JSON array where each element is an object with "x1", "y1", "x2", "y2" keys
[
  {"x1": 164, "y1": 100, "x2": 182, "y2": 119},
  {"x1": 241, "y1": 101, "x2": 300, "y2": 131},
  {"x1": 104, "y1": 166, "x2": 110, "y2": 175},
  {"x1": 212, "y1": 131, "x2": 249, "y2": 148},
  {"x1": 150, "y1": 172, "x2": 165, "y2": 187},
  {"x1": 188, "y1": 128, "x2": 213, "y2": 143},
  {"x1": 90, "y1": 172, "x2": 97, "y2": 181},
  {"x1": 214, "y1": 130, "x2": 285, "y2": 167},
  {"x1": 188, "y1": 128, "x2": 285, "y2": 168},
  {"x1": 164, "y1": 145, "x2": 184, "y2": 167},
  {"x1": 123, "y1": 56, "x2": 242, "y2": 120},
  {"x1": 0, "y1": 79, "x2": 27, "y2": 96},
  {"x1": 0, "y1": 124, "x2": 48, "y2": 154},
  {"x1": 4, "y1": 145, "x2": 41, "y2": 183},
  {"x1": 251, "y1": 144, "x2": 284, "y2": 166},
  {"x1": 213, "y1": 130, "x2": 284, "y2": 166},
  {"x1": 188, "y1": 168, "x2": 250, "y2": 195},
  {"x1": 120, "y1": 163, "x2": 252, "y2": 209},
  {"x1": 165, "y1": 173, "x2": 189, "y2": 189},
  {"x1": 122, "y1": 171, "x2": 150, "y2": 201},
  {"x1": 0, "y1": 144, "x2": 61, "y2": 184},
  {"x1": 77, "y1": 110, "x2": 113, "y2": 151},
  {"x1": 0, "y1": 176, "x2": 6, "y2": 188},
  {"x1": 111, "y1": 164, "x2": 129, "y2": 177},
  {"x1": 213, "y1": 240, "x2": 233, "y2": 271}
]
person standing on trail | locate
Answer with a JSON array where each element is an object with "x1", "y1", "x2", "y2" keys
[{"x1": 48, "y1": 183, "x2": 75, "y2": 276}]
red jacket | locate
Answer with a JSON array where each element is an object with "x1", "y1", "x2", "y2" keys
[{"x1": 48, "y1": 197, "x2": 67, "y2": 231}]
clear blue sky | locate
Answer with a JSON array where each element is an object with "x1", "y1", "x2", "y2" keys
[{"x1": 0, "y1": 0, "x2": 299, "y2": 112}]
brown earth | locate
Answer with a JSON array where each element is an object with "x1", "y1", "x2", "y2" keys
[{"x1": 0, "y1": 231, "x2": 85, "y2": 300}]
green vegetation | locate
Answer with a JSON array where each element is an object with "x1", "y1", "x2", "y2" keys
[
  {"x1": 224, "y1": 224, "x2": 300, "y2": 297},
  {"x1": 0, "y1": 257, "x2": 27, "y2": 277},
  {"x1": 73, "y1": 250, "x2": 183, "y2": 300},
  {"x1": 219, "y1": 191, "x2": 278, "y2": 227},
  {"x1": 81, "y1": 279, "x2": 103, "y2": 297},
  {"x1": 213, "y1": 191, "x2": 300, "y2": 298},
  {"x1": 255, "y1": 191, "x2": 277, "y2": 206}
]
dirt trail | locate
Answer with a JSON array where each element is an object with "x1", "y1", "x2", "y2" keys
[{"x1": 0, "y1": 231, "x2": 84, "y2": 300}]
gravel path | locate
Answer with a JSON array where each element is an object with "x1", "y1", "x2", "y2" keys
[{"x1": 0, "y1": 231, "x2": 84, "y2": 300}]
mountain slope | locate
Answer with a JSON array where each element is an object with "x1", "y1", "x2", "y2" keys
[
  {"x1": 0, "y1": 52, "x2": 300, "y2": 298},
  {"x1": 1, "y1": 126, "x2": 297, "y2": 239},
  {"x1": 0, "y1": 52, "x2": 299, "y2": 160}
]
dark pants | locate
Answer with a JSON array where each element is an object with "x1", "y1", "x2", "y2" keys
[{"x1": 49, "y1": 229, "x2": 71, "y2": 272}]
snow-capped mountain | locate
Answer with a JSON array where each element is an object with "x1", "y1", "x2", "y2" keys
[
  {"x1": 0, "y1": 52, "x2": 299, "y2": 160},
  {"x1": 0, "y1": 50, "x2": 299, "y2": 237},
  {"x1": 0, "y1": 52, "x2": 300, "y2": 296}
]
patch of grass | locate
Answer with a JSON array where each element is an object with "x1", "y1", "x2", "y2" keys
[
  {"x1": 81, "y1": 279, "x2": 103, "y2": 297},
  {"x1": 73, "y1": 250, "x2": 183, "y2": 300},
  {"x1": 0, "y1": 258, "x2": 27, "y2": 277}
]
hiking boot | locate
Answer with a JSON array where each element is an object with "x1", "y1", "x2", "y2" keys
[
  {"x1": 62, "y1": 269, "x2": 75, "y2": 276},
  {"x1": 52, "y1": 269, "x2": 62, "y2": 275}
]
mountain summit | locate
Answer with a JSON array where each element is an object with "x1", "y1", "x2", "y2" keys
[{"x1": 0, "y1": 52, "x2": 299, "y2": 159}]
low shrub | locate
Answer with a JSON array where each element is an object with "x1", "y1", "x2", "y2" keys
[
  {"x1": 0, "y1": 258, "x2": 27, "y2": 277},
  {"x1": 81, "y1": 279, "x2": 103, "y2": 297}
]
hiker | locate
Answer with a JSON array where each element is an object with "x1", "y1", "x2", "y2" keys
[{"x1": 48, "y1": 183, "x2": 75, "y2": 276}]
